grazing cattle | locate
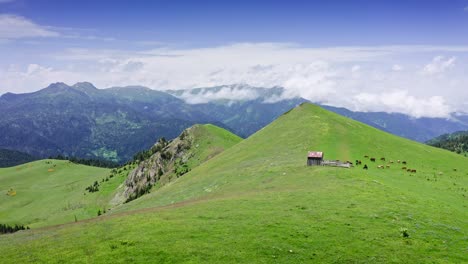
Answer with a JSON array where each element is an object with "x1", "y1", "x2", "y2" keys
[
  {"x1": 370, "y1": 158, "x2": 376, "y2": 162},
  {"x1": 411, "y1": 169, "x2": 417, "y2": 173},
  {"x1": 453, "y1": 168, "x2": 457, "y2": 172},
  {"x1": 407, "y1": 169, "x2": 411, "y2": 172},
  {"x1": 363, "y1": 164, "x2": 368, "y2": 170},
  {"x1": 364, "y1": 155, "x2": 369, "y2": 158},
  {"x1": 390, "y1": 161, "x2": 394, "y2": 164},
  {"x1": 397, "y1": 160, "x2": 401, "y2": 163},
  {"x1": 377, "y1": 165, "x2": 384, "y2": 169},
  {"x1": 402, "y1": 161, "x2": 407, "y2": 165},
  {"x1": 380, "y1": 157, "x2": 386, "y2": 161},
  {"x1": 402, "y1": 167, "x2": 407, "y2": 170},
  {"x1": 386, "y1": 165, "x2": 390, "y2": 168}
]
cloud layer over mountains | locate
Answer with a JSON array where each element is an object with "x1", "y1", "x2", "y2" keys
[{"x1": 1, "y1": 42, "x2": 467, "y2": 118}]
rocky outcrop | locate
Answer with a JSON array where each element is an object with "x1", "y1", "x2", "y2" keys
[{"x1": 123, "y1": 128, "x2": 194, "y2": 202}]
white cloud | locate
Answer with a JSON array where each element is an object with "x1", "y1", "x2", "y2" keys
[
  {"x1": 0, "y1": 14, "x2": 60, "y2": 40},
  {"x1": 0, "y1": 14, "x2": 116, "y2": 42},
  {"x1": 178, "y1": 85, "x2": 262, "y2": 104},
  {"x1": 464, "y1": 6, "x2": 468, "y2": 11},
  {"x1": 392, "y1": 64, "x2": 403, "y2": 71},
  {"x1": 1, "y1": 43, "x2": 467, "y2": 118},
  {"x1": 422, "y1": 56, "x2": 456, "y2": 75},
  {"x1": 0, "y1": 63, "x2": 81, "y2": 91},
  {"x1": 351, "y1": 91, "x2": 452, "y2": 118}
]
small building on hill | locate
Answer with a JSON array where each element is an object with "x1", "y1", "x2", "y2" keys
[{"x1": 307, "y1": 151, "x2": 323, "y2": 166}]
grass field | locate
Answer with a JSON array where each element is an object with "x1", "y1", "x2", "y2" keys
[
  {"x1": 184, "y1": 124, "x2": 243, "y2": 169},
  {"x1": 0, "y1": 160, "x2": 120, "y2": 227},
  {"x1": 1, "y1": 103, "x2": 467, "y2": 263}
]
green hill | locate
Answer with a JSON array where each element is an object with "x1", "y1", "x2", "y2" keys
[
  {"x1": 0, "y1": 160, "x2": 119, "y2": 228},
  {"x1": 1, "y1": 103, "x2": 467, "y2": 263},
  {"x1": 0, "y1": 124, "x2": 240, "y2": 229},
  {"x1": 115, "y1": 124, "x2": 242, "y2": 204}
]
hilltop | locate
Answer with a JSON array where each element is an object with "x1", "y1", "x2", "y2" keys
[
  {"x1": 115, "y1": 124, "x2": 242, "y2": 204},
  {"x1": 169, "y1": 85, "x2": 468, "y2": 142},
  {"x1": 1, "y1": 103, "x2": 467, "y2": 263}
]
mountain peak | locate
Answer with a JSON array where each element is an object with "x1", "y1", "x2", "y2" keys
[
  {"x1": 72, "y1": 82, "x2": 97, "y2": 91},
  {"x1": 43, "y1": 82, "x2": 72, "y2": 93}
]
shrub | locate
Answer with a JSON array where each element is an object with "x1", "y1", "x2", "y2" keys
[
  {"x1": 85, "y1": 181, "x2": 100, "y2": 193},
  {"x1": 0, "y1": 223, "x2": 29, "y2": 234},
  {"x1": 400, "y1": 227, "x2": 409, "y2": 238},
  {"x1": 161, "y1": 151, "x2": 172, "y2": 160}
]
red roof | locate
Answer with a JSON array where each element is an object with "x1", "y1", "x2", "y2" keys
[{"x1": 308, "y1": 151, "x2": 323, "y2": 158}]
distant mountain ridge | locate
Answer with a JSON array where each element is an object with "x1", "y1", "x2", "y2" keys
[
  {"x1": 0, "y1": 82, "x2": 217, "y2": 163},
  {"x1": 320, "y1": 105, "x2": 468, "y2": 143},
  {"x1": 1, "y1": 82, "x2": 467, "y2": 163},
  {"x1": 167, "y1": 85, "x2": 306, "y2": 137},
  {"x1": 0, "y1": 83, "x2": 304, "y2": 162},
  {"x1": 167, "y1": 85, "x2": 468, "y2": 142}
]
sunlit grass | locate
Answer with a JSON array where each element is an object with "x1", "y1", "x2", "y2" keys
[{"x1": 1, "y1": 103, "x2": 467, "y2": 263}]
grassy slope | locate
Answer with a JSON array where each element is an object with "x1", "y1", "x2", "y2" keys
[
  {"x1": 113, "y1": 124, "x2": 241, "y2": 202},
  {"x1": 165, "y1": 124, "x2": 243, "y2": 185},
  {"x1": 0, "y1": 160, "x2": 124, "y2": 228},
  {"x1": 1, "y1": 103, "x2": 467, "y2": 263},
  {"x1": 182, "y1": 124, "x2": 243, "y2": 171}
]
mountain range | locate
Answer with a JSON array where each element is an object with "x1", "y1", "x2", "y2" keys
[{"x1": 1, "y1": 82, "x2": 467, "y2": 164}]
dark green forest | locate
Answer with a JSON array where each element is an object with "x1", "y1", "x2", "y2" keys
[
  {"x1": 427, "y1": 131, "x2": 468, "y2": 155},
  {"x1": 0, "y1": 149, "x2": 36, "y2": 168}
]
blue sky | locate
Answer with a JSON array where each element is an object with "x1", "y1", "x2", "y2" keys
[
  {"x1": 1, "y1": 0, "x2": 468, "y2": 117},
  {"x1": 2, "y1": 0, "x2": 468, "y2": 46}
]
